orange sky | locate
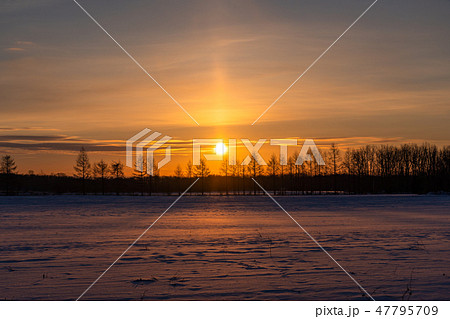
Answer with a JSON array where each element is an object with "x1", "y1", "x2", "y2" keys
[{"x1": 1, "y1": 0, "x2": 449, "y2": 175}]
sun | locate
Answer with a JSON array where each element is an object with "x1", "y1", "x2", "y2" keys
[{"x1": 215, "y1": 142, "x2": 227, "y2": 155}]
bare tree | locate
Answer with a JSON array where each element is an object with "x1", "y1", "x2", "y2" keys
[
  {"x1": 220, "y1": 159, "x2": 230, "y2": 195},
  {"x1": 73, "y1": 147, "x2": 91, "y2": 194},
  {"x1": 240, "y1": 162, "x2": 246, "y2": 195},
  {"x1": 291, "y1": 151, "x2": 302, "y2": 194},
  {"x1": 93, "y1": 160, "x2": 108, "y2": 195},
  {"x1": 1, "y1": 155, "x2": 17, "y2": 195},
  {"x1": 149, "y1": 163, "x2": 161, "y2": 196},
  {"x1": 111, "y1": 161, "x2": 124, "y2": 178},
  {"x1": 1, "y1": 155, "x2": 17, "y2": 175},
  {"x1": 279, "y1": 154, "x2": 287, "y2": 195},
  {"x1": 174, "y1": 164, "x2": 183, "y2": 195},
  {"x1": 186, "y1": 160, "x2": 193, "y2": 178},
  {"x1": 330, "y1": 143, "x2": 341, "y2": 193},
  {"x1": 330, "y1": 143, "x2": 340, "y2": 175},
  {"x1": 267, "y1": 153, "x2": 279, "y2": 195},
  {"x1": 174, "y1": 164, "x2": 183, "y2": 178},
  {"x1": 110, "y1": 160, "x2": 124, "y2": 195},
  {"x1": 194, "y1": 158, "x2": 210, "y2": 195},
  {"x1": 133, "y1": 157, "x2": 147, "y2": 196},
  {"x1": 247, "y1": 155, "x2": 264, "y2": 195},
  {"x1": 230, "y1": 159, "x2": 240, "y2": 195},
  {"x1": 287, "y1": 155, "x2": 296, "y2": 194}
]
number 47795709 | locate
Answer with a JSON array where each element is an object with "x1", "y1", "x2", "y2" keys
[{"x1": 376, "y1": 305, "x2": 438, "y2": 316}]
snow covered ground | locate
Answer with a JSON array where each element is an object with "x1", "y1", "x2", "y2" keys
[{"x1": 0, "y1": 195, "x2": 449, "y2": 300}]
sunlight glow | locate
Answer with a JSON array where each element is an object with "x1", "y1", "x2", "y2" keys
[{"x1": 215, "y1": 142, "x2": 227, "y2": 155}]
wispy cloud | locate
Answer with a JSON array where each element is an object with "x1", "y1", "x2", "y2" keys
[
  {"x1": 0, "y1": 127, "x2": 60, "y2": 132},
  {"x1": 0, "y1": 134, "x2": 122, "y2": 153},
  {"x1": 4, "y1": 47, "x2": 25, "y2": 52},
  {"x1": 3, "y1": 40, "x2": 35, "y2": 53}
]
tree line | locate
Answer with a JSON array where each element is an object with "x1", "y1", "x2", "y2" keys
[{"x1": 0, "y1": 143, "x2": 449, "y2": 195}]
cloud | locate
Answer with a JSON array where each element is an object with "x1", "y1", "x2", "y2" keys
[
  {"x1": 15, "y1": 41, "x2": 34, "y2": 46},
  {"x1": 0, "y1": 133, "x2": 192, "y2": 154},
  {"x1": 0, "y1": 127, "x2": 60, "y2": 132},
  {"x1": 3, "y1": 41, "x2": 35, "y2": 53},
  {"x1": 0, "y1": 141, "x2": 121, "y2": 152},
  {"x1": 0, "y1": 133, "x2": 121, "y2": 152},
  {"x1": 4, "y1": 48, "x2": 25, "y2": 52}
]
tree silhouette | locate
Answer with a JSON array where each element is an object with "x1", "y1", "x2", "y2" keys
[
  {"x1": 111, "y1": 161, "x2": 124, "y2": 178},
  {"x1": 330, "y1": 143, "x2": 340, "y2": 193},
  {"x1": 185, "y1": 159, "x2": 193, "y2": 195},
  {"x1": 279, "y1": 154, "x2": 287, "y2": 195},
  {"x1": 240, "y1": 162, "x2": 246, "y2": 195},
  {"x1": 1, "y1": 155, "x2": 17, "y2": 175},
  {"x1": 247, "y1": 155, "x2": 264, "y2": 195},
  {"x1": 93, "y1": 160, "x2": 108, "y2": 195},
  {"x1": 194, "y1": 158, "x2": 210, "y2": 195},
  {"x1": 1, "y1": 142, "x2": 449, "y2": 196},
  {"x1": 110, "y1": 160, "x2": 124, "y2": 195},
  {"x1": 186, "y1": 160, "x2": 193, "y2": 178},
  {"x1": 174, "y1": 164, "x2": 183, "y2": 195},
  {"x1": 287, "y1": 154, "x2": 296, "y2": 194},
  {"x1": 1, "y1": 155, "x2": 17, "y2": 195},
  {"x1": 230, "y1": 159, "x2": 240, "y2": 195},
  {"x1": 149, "y1": 163, "x2": 160, "y2": 196},
  {"x1": 133, "y1": 157, "x2": 147, "y2": 196},
  {"x1": 220, "y1": 159, "x2": 230, "y2": 195},
  {"x1": 73, "y1": 147, "x2": 91, "y2": 194},
  {"x1": 267, "y1": 153, "x2": 279, "y2": 195}
]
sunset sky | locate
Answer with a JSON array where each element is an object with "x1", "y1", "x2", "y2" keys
[{"x1": 1, "y1": 0, "x2": 449, "y2": 175}]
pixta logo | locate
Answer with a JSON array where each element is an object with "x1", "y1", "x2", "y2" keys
[
  {"x1": 127, "y1": 129, "x2": 325, "y2": 175},
  {"x1": 126, "y1": 128, "x2": 172, "y2": 176}
]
